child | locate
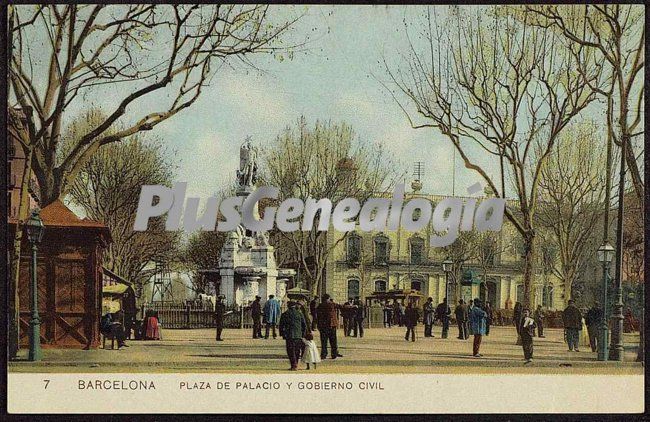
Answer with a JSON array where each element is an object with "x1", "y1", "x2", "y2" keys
[{"x1": 301, "y1": 332, "x2": 321, "y2": 370}]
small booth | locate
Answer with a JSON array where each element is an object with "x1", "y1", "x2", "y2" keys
[
  {"x1": 461, "y1": 269, "x2": 481, "y2": 303},
  {"x1": 101, "y1": 267, "x2": 137, "y2": 317},
  {"x1": 10, "y1": 200, "x2": 111, "y2": 349},
  {"x1": 286, "y1": 286, "x2": 311, "y2": 302}
]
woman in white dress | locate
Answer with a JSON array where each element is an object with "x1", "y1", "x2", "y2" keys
[
  {"x1": 580, "y1": 315, "x2": 590, "y2": 348},
  {"x1": 301, "y1": 332, "x2": 321, "y2": 370}
]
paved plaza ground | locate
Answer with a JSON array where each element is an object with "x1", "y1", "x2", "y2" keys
[{"x1": 9, "y1": 325, "x2": 642, "y2": 374}]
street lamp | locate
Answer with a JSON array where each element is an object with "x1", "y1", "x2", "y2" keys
[
  {"x1": 442, "y1": 258, "x2": 453, "y2": 301},
  {"x1": 25, "y1": 209, "x2": 45, "y2": 361},
  {"x1": 597, "y1": 241, "x2": 614, "y2": 361}
]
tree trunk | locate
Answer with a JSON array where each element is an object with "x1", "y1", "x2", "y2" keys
[
  {"x1": 8, "y1": 146, "x2": 34, "y2": 359},
  {"x1": 522, "y1": 231, "x2": 536, "y2": 311}
]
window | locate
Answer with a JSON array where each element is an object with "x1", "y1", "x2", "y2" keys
[
  {"x1": 410, "y1": 237, "x2": 424, "y2": 265},
  {"x1": 347, "y1": 279, "x2": 360, "y2": 299},
  {"x1": 374, "y1": 280, "x2": 387, "y2": 292},
  {"x1": 542, "y1": 285, "x2": 554, "y2": 308},
  {"x1": 347, "y1": 234, "x2": 361, "y2": 265},
  {"x1": 516, "y1": 284, "x2": 524, "y2": 304},
  {"x1": 410, "y1": 280, "x2": 422, "y2": 292},
  {"x1": 374, "y1": 235, "x2": 389, "y2": 265}
]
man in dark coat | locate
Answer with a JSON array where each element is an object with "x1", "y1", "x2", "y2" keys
[
  {"x1": 404, "y1": 302, "x2": 419, "y2": 342},
  {"x1": 352, "y1": 297, "x2": 364, "y2": 338},
  {"x1": 383, "y1": 301, "x2": 393, "y2": 328},
  {"x1": 563, "y1": 299, "x2": 583, "y2": 352},
  {"x1": 279, "y1": 301, "x2": 307, "y2": 370},
  {"x1": 342, "y1": 298, "x2": 354, "y2": 336},
  {"x1": 484, "y1": 301, "x2": 493, "y2": 336},
  {"x1": 520, "y1": 308, "x2": 536, "y2": 364},
  {"x1": 455, "y1": 299, "x2": 468, "y2": 339},
  {"x1": 251, "y1": 296, "x2": 263, "y2": 339},
  {"x1": 435, "y1": 298, "x2": 451, "y2": 338},
  {"x1": 585, "y1": 302, "x2": 603, "y2": 352},
  {"x1": 423, "y1": 297, "x2": 435, "y2": 338},
  {"x1": 214, "y1": 295, "x2": 226, "y2": 341},
  {"x1": 309, "y1": 295, "x2": 319, "y2": 331},
  {"x1": 316, "y1": 294, "x2": 343, "y2": 359}
]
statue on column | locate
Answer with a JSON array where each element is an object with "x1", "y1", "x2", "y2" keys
[{"x1": 237, "y1": 139, "x2": 258, "y2": 189}]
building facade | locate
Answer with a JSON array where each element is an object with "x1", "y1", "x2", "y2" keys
[{"x1": 323, "y1": 189, "x2": 566, "y2": 310}]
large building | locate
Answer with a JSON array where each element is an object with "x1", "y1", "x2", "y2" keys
[{"x1": 322, "y1": 186, "x2": 566, "y2": 310}]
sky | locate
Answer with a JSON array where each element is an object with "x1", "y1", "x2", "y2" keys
[
  {"x1": 18, "y1": 5, "x2": 531, "y2": 201},
  {"x1": 146, "y1": 5, "x2": 490, "y2": 199}
]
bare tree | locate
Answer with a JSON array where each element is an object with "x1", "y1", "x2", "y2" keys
[
  {"x1": 536, "y1": 122, "x2": 606, "y2": 301},
  {"x1": 10, "y1": 4, "x2": 300, "y2": 206},
  {"x1": 263, "y1": 117, "x2": 404, "y2": 296},
  {"x1": 441, "y1": 231, "x2": 479, "y2": 303},
  {"x1": 383, "y1": 6, "x2": 601, "y2": 309},
  {"x1": 526, "y1": 4, "x2": 645, "y2": 206},
  {"x1": 66, "y1": 111, "x2": 182, "y2": 297}
]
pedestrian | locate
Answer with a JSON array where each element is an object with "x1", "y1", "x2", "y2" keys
[
  {"x1": 394, "y1": 300, "x2": 404, "y2": 327},
  {"x1": 404, "y1": 302, "x2": 419, "y2": 342},
  {"x1": 214, "y1": 295, "x2": 226, "y2": 341},
  {"x1": 534, "y1": 305, "x2": 545, "y2": 338},
  {"x1": 316, "y1": 294, "x2": 343, "y2": 359},
  {"x1": 467, "y1": 299, "x2": 475, "y2": 336},
  {"x1": 423, "y1": 297, "x2": 435, "y2": 338},
  {"x1": 455, "y1": 299, "x2": 468, "y2": 340},
  {"x1": 309, "y1": 295, "x2": 319, "y2": 331},
  {"x1": 263, "y1": 294, "x2": 281, "y2": 339},
  {"x1": 279, "y1": 301, "x2": 307, "y2": 371},
  {"x1": 585, "y1": 304, "x2": 602, "y2": 352},
  {"x1": 513, "y1": 301, "x2": 523, "y2": 340},
  {"x1": 485, "y1": 301, "x2": 493, "y2": 336},
  {"x1": 301, "y1": 331, "x2": 321, "y2": 370},
  {"x1": 520, "y1": 308, "x2": 536, "y2": 364},
  {"x1": 297, "y1": 298, "x2": 312, "y2": 332},
  {"x1": 435, "y1": 298, "x2": 451, "y2": 338},
  {"x1": 342, "y1": 298, "x2": 354, "y2": 336},
  {"x1": 251, "y1": 295, "x2": 263, "y2": 339},
  {"x1": 469, "y1": 298, "x2": 487, "y2": 357},
  {"x1": 562, "y1": 299, "x2": 583, "y2": 352},
  {"x1": 352, "y1": 297, "x2": 365, "y2": 338},
  {"x1": 383, "y1": 301, "x2": 393, "y2": 328}
]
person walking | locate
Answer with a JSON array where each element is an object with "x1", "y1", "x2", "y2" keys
[
  {"x1": 342, "y1": 298, "x2": 354, "y2": 337},
  {"x1": 455, "y1": 299, "x2": 468, "y2": 340},
  {"x1": 562, "y1": 299, "x2": 583, "y2": 352},
  {"x1": 404, "y1": 302, "x2": 419, "y2": 342},
  {"x1": 436, "y1": 298, "x2": 451, "y2": 339},
  {"x1": 520, "y1": 308, "x2": 536, "y2": 364},
  {"x1": 383, "y1": 301, "x2": 393, "y2": 328},
  {"x1": 263, "y1": 294, "x2": 281, "y2": 339},
  {"x1": 467, "y1": 299, "x2": 475, "y2": 336},
  {"x1": 469, "y1": 299, "x2": 487, "y2": 357},
  {"x1": 534, "y1": 305, "x2": 545, "y2": 338},
  {"x1": 352, "y1": 297, "x2": 365, "y2": 338},
  {"x1": 309, "y1": 295, "x2": 319, "y2": 331},
  {"x1": 316, "y1": 294, "x2": 343, "y2": 359},
  {"x1": 485, "y1": 301, "x2": 493, "y2": 336},
  {"x1": 394, "y1": 300, "x2": 404, "y2": 327},
  {"x1": 423, "y1": 297, "x2": 435, "y2": 338},
  {"x1": 214, "y1": 295, "x2": 226, "y2": 341},
  {"x1": 279, "y1": 301, "x2": 307, "y2": 371},
  {"x1": 251, "y1": 296, "x2": 263, "y2": 339},
  {"x1": 585, "y1": 303, "x2": 603, "y2": 353}
]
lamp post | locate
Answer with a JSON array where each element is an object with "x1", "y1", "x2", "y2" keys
[
  {"x1": 597, "y1": 241, "x2": 614, "y2": 361},
  {"x1": 442, "y1": 259, "x2": 453, "y2": 303},
  {"x1": 25, "y1": 209, "x2": 45, "y2": 361}
]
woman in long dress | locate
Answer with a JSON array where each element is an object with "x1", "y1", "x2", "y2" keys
[
  {"x1": 143, "y1": 310, "x2": 161, "y2": 340},
  {"x1": 580, "y1": 315, "x2": 590, "y2": 348}
]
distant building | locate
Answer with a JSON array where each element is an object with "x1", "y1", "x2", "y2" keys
[{"x1": 323, "y1": 188, "x2": 565, "y2": 310}]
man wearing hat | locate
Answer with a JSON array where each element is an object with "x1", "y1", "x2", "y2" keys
[
  {"x1": 279, "y1": 301, "x2": 307, "y2": 370},
  {"x1": 251, "y1": 295, "x2": 263, "y2": 339},
  {"x1": 215, "y1": 295, "x2": 226, "y2": 341}
]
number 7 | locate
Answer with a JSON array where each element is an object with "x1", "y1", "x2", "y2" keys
[{"x1": 43, "y1": 379, "x2": 50, "y2": 389}]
